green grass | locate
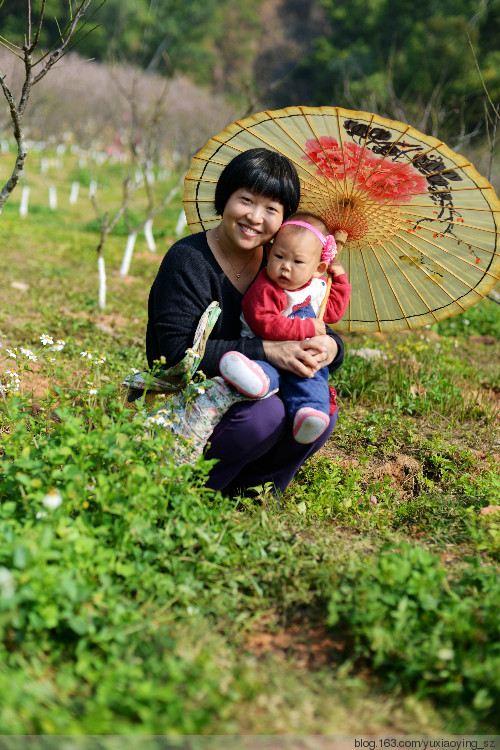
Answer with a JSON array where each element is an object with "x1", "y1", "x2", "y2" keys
[{"x1": 1, "y1": 148, "x2": 500, "y2": 734}]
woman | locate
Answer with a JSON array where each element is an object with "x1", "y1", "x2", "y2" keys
[{"x1": 146, "y1": 148, "x2": 344, "y2": 496}]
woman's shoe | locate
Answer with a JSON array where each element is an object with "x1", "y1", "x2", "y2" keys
[
  {"x1": 293, "y1": 407, "x2": 329, "y2": 444},
  {"x1": 219, "y1": 351, "x2": 270, "y2": 398}
]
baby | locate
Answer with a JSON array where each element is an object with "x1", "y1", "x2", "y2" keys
[{"x1": 219, "y1": 212, "x2": 351, "y2": 443}]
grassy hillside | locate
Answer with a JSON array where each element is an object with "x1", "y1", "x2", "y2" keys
[{"x1": 1, "y1": 146, "x2": 499, "y2": 734}]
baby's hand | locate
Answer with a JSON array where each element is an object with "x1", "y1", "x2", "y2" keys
[
  {"x1": 312, "y1": 318, "x2": 326, "y2": 335},
  {"x1": 328, "y1": 260, "x2": 346, "y2": 277}
]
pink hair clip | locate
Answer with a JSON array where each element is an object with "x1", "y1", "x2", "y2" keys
[{"x1": 281, "y1": 220, "x2": 337, "y2": 264}]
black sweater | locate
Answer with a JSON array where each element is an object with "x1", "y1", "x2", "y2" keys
[{"x1": 146, "y1": 232, "x2": 344, "y2": 378}]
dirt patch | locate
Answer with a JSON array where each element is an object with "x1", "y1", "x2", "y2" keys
[
  {"x1": 369, "y1": 453, "x2": 421, "y2": 489},
  {"x1": 467, "y1": 334, "x2": 499, "y2": 346},
  {"x1": 319, "y1": 442, "x2": 423, "y2": 494},
  {"x1": 244, "y1": 615, "x2": 347, "y2": 670}
]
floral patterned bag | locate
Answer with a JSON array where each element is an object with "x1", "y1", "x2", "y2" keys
[{"x1": 123, "y1": 302, "x2": 276, "y2": 465}]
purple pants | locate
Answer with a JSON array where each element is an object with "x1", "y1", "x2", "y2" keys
[{"x1": 204, "y1": 394, "x2": 338, "y2": 496}]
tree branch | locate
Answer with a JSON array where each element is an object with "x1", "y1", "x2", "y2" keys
[{"x1": 0, "y1": 0, "x2": 106, "y2": 213}]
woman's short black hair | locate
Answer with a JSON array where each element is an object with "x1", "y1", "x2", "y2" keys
[{"x1": 214, "y1": 147, "x2": 300, "y2": 219}]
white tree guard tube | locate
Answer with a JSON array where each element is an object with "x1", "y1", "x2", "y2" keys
[
  {"x1": 120, "y1": 232, "x2": 137, "y2": 277},
  {"x1": 175, "y1": 209, "x2": 187, "y2": 236},
  {"x1": 98, "y1": 254, "x2": 107, "y2": 309},
  {"x1": 69, "y1": 182, "x2": 80, "y2": 205},
  {"x1": 19, "y1": 185, "x2": 30, "y2": 217},
  {"x1": 49, "y1": 186, "x2": 57, "y2": 210},
  {"x1": 89, "y1": 180, "x2": 98, "y2": 198},
  {"x1": 144, "y1": 218, "x2": 156, "y2": 251}
]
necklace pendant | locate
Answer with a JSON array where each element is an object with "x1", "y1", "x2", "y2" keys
[{"x1": 236, "y1": 273, "x2": 241, "y2": 279}]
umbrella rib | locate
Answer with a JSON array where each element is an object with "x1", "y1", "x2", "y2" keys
[
  {"x1": 346, "y1": 122, "x2": 422, "y2": 203},
  {"x1": 393, "y1": 208, "x2": 500, "y2": 263},
  {"x1": 339, "y1": 110, "x2": 374, "y2": 207},
  {"x1": 397, "y1": 203, "x2": 500, "y2": 231},
  {"x1": 357, "y1": 241, "x2": 383, "y2": 331},
  {"x1": 395, "y1": 226, "x2": 500, "y2": 282},
  {"x1": 231, "y1": 111, "x2": 356, "y2": 215},
  {"x1": 367, "y1": 241, "x2": 436, "y2": 325},
  {"x1": 297, "y1": 107, "x2": 352, "y2": 214},
  {"x1": 231, "y1": 113, "x2": 332, "y2": 187},
  {"x1": 389, "y1": 235, "x2": 470, "y2": 311}
]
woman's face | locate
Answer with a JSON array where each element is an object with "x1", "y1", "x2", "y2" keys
[{"x1": 221, "y1": 188, "x2": 284, "y2": 252}]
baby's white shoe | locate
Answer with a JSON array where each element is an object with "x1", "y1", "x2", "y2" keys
[
  {"x1": 293, "y1": 407, "x2": 329, "y2": 444},
  {"x1": 219, "y1": 351, "x2": 270, "y2": 398}
]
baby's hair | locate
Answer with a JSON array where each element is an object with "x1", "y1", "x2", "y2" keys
[
  {"x1": 281, "y1": 211, "x2": 329, "y2": 237},
  {"x1": 278, "y1": 212, "x2": 330, "y2": 261}
]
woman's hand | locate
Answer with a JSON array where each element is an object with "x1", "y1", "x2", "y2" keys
[
  {"x1": 262, "y1": 334, "x2": 338, "y2": 378},
  {"x1": 328, "y1": 229, "x2": 348, "y2": 276},
  {"x1": 303, "y1": 334, "x2": 338, "y2": 368}
]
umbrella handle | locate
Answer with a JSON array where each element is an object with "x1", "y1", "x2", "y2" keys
[
  {"x1": 318, "y1": 230, "x2": 348, "y2": 321},
  {"x1": 318, "y1": 275, "x2": 332, "y2": 321}
]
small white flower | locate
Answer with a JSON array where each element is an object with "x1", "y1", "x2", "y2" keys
[
  {"x1": 40, "y1": 334, "x2": 54, "y2": 346},
  {"x1": 50, "y1": 339, "x2": 65, "y2": 351},
  {"x1": 4, "y1": 371, "x2": 21, "y2": 392},
  {"x1": 20, "y1": 347, "x2": 37, "y2": 362},
  {"x1": 185, "y1": 347, "x2": 200, "y2": 357},
  {"x1": 130, "y1": 367, "x2": 139, "y2": 374},
  {"x1": 145, "y1": 413, "x2": 167, "y2": 428},
  {"x1": 463, "y1": 319, "x2": 470, "y2": 326},
  {"x1": 88, "y1": 388, "x2": 98, "y2": 395},
  {"x1": 80, "y1": 350, "x2": 93, "y2": 359},
  {"x1": 42, "y1": 488, "x2": 63, "y2": 510},
  {"x1": 197, "y1": 386, "x2": 205, "y2": 395},
  {"x1": 47, "y1": 357, "x2": 56, "y2": 363},
  {"x1": 5, "y1": 348, "x2": 17, "y2": 359},
  {"x1": 0, "y1": 567, "x2": 15, "y2": 599},
  {"x1": 95, "y1": 356, "x2": 106, "y2": 365},
  {"x1": 1, "y1": 372, "x2": 20, "y2": 394},
  {"x1": 36, "y1": 511, "x2": 47, "y2": 520},
  {"x1": 437, "y1": 648, "x2": 454, "y2": 661}
]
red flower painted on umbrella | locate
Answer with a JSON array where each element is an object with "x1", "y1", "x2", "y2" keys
[{"x1": 302, "y1": 136, "x2": 427, "y2": 203}]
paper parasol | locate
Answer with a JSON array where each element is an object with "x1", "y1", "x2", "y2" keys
[{"x1": 183, "y1": 106, "x2": 500, "y2": 333}]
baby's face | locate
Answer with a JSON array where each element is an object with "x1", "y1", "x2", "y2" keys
[{"x1": 266, "y1": 227, "x2": 323, "y2": 291}]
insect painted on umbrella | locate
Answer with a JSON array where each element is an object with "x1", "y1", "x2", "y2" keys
[
  {"x1": 343, "y1": 119, "x2": 470, "y2": 246},
  {"x1": 343, "y1": 119, "x2": 424, "y2": 162}
]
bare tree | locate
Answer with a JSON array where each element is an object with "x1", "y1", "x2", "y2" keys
[
  {"x1": 467, "y1": 34, "x2": 500, "y2": 307},
  {"x1": 90, "y1": 66, "x2": 186, "y2": 308},
  {"x1": 0, "y1": 0, "x2": 105, "y2": 213}
]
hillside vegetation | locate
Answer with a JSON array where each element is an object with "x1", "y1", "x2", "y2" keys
[{"x1": 2, "y1": 0, "x2": 500, "y2": 142}]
